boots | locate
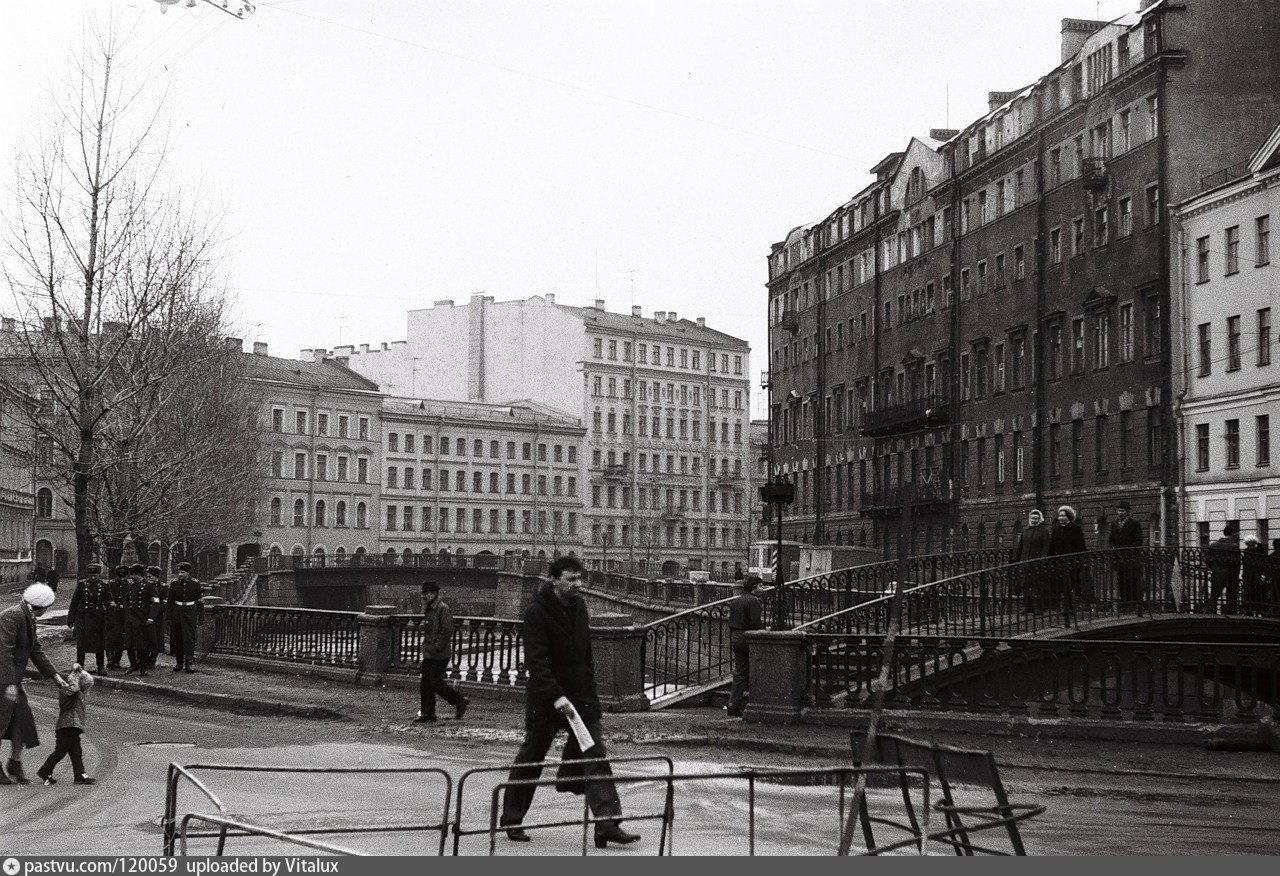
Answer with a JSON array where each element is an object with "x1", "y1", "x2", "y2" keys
[
  {"x1": 594, "y1": 820, "x2": 640, "y2": 848},
  {"x1": 5, "y1": 759, "x2": 31, "y2": 785}
]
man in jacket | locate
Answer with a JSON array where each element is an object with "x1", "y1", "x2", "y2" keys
[
  {"x1": 1011, "y1": 509, "x2": 1052, "y2": 612},
  {"x1": 1, "y1": 584, "x2": 67, "y2": 785},
  {"x1": 1107, "y1": 501, "x2": 1144, "y2": 609},
  {"x1": 413, "y1": 581, "x2": 468, "y2": 723},
  {"x1": 725, "y1": 576, "x2": 764, "y2": 717},
  {"x1": 168, "y1": 563, "x2": 203, "y2": 672},
  {"x1": 67, "y1": 563, "x2": 110, "y2": 673},
  {"x1": 105, "y1": 565, "x2": 130, "y2": 671},
  {"x1": 500, "y1": 556, "x2": 639, "y2": 848},
  {"x1": 1241, "y1": 535, "x2": 1267, "y2": 613},
  {"x1": 1206, "y1": 524, "x2": 1242, "y2": 614}
]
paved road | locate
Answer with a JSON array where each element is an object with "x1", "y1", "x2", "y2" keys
[{"x1": 2, "y1": 685, "x2": 1278, "y2": 856}]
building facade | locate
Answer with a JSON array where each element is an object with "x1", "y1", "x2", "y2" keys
[
  {"x1": 378, "y1": 397, "x2": 586, "y2": 561},
  {"x1": 1174, "y1": 124, "x2": 1280, "y2": 545},
  {"x1": 766, "y1": 1, "x2": 1280, "y2": 557},
  {"x1": 329, "y1": 294, "x2": 754, "y2": 578},
  {"x1": 247, "y1": 343, "x2": 385, "y2": 561},
  {"x1": 0, "y1": 389, "x2": 35, "y2": 585}
]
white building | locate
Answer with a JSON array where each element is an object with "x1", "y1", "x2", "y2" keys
[
  {"x1": 327, "y1": 294, "x2": 754, "y2": 577},
  {"x1": 1174, "y1": 123, "x2": 1280, "y2": 546}
]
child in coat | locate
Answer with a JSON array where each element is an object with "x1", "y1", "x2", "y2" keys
[{"x1": 36, "y1": 664, "x2": 96, "y2": 785}]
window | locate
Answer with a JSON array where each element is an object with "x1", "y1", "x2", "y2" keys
[
  {"x1": 1145, "y1": 295, "x2": 1162, "y2": 357},
  {"x1": 1050, "y1": 227, "x2": 1062, "y2": 264},
  {"x1": 593, "y1": 338, "x2": 602, "y2": 358},
  {"x1": 1225, "y1": 418, "x2": 1240, "y2": 469},
  {"x1": 1093, "y1": 311, "x2": 1110, "y2": 368},
  {"x1": 1259, "y1": 308, "x2": 1272, "y2": 366},
  {"x1": 358, "y1": 417, "x2": 369, "y2": 440},
  {"x1": 1119, "y1": 197, "x2": 1132, "y2": 236},
  {"x1": 1198, "y1": 323, "x2": 1212, "y2": 376},
  {"x1": 1228, "y1": 315, "x2": 1241, "y2": 371},
  {"x1": 1014, "y1": 245, "x2": 1025, "y2": 280},
  {"x1": 35, "y1": 487, "x2": 52, "y2": 518},
  {"x1": 1049, "y1": 424, "x2": 1061, "y2": 476},
  {"x1": 337, "y1": 456, "x2": 348, "y2": 482},
  {"x1": 1119, "y1": 303, "x2": 1134, "y2": 361},
  {"x1": 386, "y1": 466, "x2": 398, "y2": 488},
  {"x1": 335, "y1": 501, "x2": 346, "y2": 527},
  {"x1": 271, "y1": 408, "x2": 284, "y2": 432},
  {"x1": 1071, "y1": 318, "x2": 1085, "y2": 374},
  {"x1": 387, "y1": 432, "x2": 398, "y2": 452},
  {"x1": 270, "y1": 451, "x2": 283, "y2": 478},
  {"x1": 1145, "y1": 184, "x2": 1160, "y2": 227},
  {"x1": 293, "y1": 452, "x2": 306, "y2": 479},
  {"x1": 357, "y1": 457, "x2": 368, "y2": 483},
  {"x1": 1258, "y1": 215, "x2": 1272, "y2": 266},
  {"x1": 337, "y1": 415, "x2": 349, "y2": 438},
  {"x1": 1195, "y1": 423, "x2": 1210, "y2": 471},
  {"x1": 1121, "y1": 410, "x2": 1133, "y2": 470},
  {"x1": 1094, "y1": 205, "x2": 1108, "y2": 246},
  {"x1": 1072, "y1": 217, "x2": 1085, "y2": 256},
  {"x1": 385, "y1": 505, "x2": 397, "y2": 531},
  {"x1": 1048, "y1": 322, "x2": 1063, "y2": 379},
  {"x1": 1225, "y1": 225, "x2": 1241, "y2": 275},
  {"x1": 1119, "y1": 108, "x2": 1131, "y2": 150},
  {"x1": 1147, "y1": 94, "x2": 1159, "y2": 138},
  {"x1": 293, "y1": 499, "x2": 305, "y2": 527},
  {"x1": 1259, "y1": 415, "x2": 1272, "y2": 467},
  {"x1": 356, "y1": 502, "x2": 367, "y2": 528},
  {"x1": 1072, "y1": 420, "x2": 1084, "y2": 476},
  {"x1": 995, "y1": 435, "x2": 1005, "y2": 484},
  {"x1": 1011, "y1": 334, "x2": 1026, "y2": 388},
  {"x1": 1196, "y1": 236, "x2": 1210, "y2": 283},
  {"x1": 295, "y1": 411, "x2": 308, "y2": 435},
  {"x1": 1095, "y1": 415, "x2": 1108, "y2": 472},
  {"x1": 317, "y1": 413, "x2": 329, "y2": 436},
  {"x1": 269, "y1": 497, "x2": 281, "y2": 525}
]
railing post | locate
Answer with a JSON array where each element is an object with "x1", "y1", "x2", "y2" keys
[
  {"x1": 589, "y1": 613, "x2": 650, "y2": 712},
  {"x1": 743, "y1": 630, "x2": 809, "y2": 724},
  {"x1": 196, "y1": 597, "x2": 226, "y2": 662},
  {"x1": 356, "y1": 605, "x2": 397, "y2": 686}
]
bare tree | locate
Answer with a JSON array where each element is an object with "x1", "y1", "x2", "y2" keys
[{"x1": 2, "y1": 16, "x2": 256, "y2": 569}]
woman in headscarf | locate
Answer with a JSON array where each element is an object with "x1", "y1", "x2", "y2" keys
[
  {"x1": 1048, "y1": 505, "x2": 1087, "y2": 622},
  {"x1": 1011, "y1": 509, "x2": 1052, "y2": 612},
  {"x1": 0, "y1": 584, "x2": 67, "y2": 784}
]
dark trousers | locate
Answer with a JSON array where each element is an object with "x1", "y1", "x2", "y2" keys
[
  {"x1": 727, "y1": 632, "x2": 750, "y2": 711},
  {"x1": 1116, "y1": 568, "x2": 1141, "y2": 606},
  {"x1": 501, "y1": 718, "x2": 622, "y2": 828},
  {"x1": 1209, "y1": 573, "x2": 1239, "y2": 614},
  {"x1": 76, "y1": 648, "x2": 105, "y2": 672},
  {"x1": 171, "y1": 623, "x2": 194, "y2": 666},
  {"x1": 39, "y1": 728, "x2": 85, "y2": 779},
  {"x1": 419, "y1": 659, "x2": 465, "y2": 718}
]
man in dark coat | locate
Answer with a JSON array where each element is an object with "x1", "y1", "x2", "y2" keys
[
  {"x1": 1011, "y1": 509, "x2": 1052, "y2": 612},
  {"x1": 67, "y1": 563, "x2": 110, "y2": 673},
  {"x1": 168, "y1": 563, "x2": 203, "y2": 672},
  {"x1": 46, "y1": 568, "x2": 61, "y2": 594},
  {"x1": 500, "y1": 556, "x2": 639, "y2": 848},
  {"x1": 146, "y1": 567, "x2": 168, "y2": 671},
  {"x1": 1241, "y1": 535, "x2": 1267, "y2": 614},
  {"x1": 1107, "y1": 501, "x2": 1144, "y2": 609},
  {"x1": 725, "y1": 576, "x2": 764, "y2": 717},
  {"x1": 1269, "y1": 539, "x2": 1280, "y2": 615},
  {"x1": 414, "y1": 581, "x2": 468, "y2": 723},
  {"x1": 122, "y1": 563, "x2": 158, "y2": 676},
  {"x1": 105, "y1": 566, "x2": 130, "y2": 671},
  {"x1": 1, "y1": 584, "x2": 67, "y2": 785},
  {"x1": 1207, "y1": 524, "x2": 1242, "y2": 614}
]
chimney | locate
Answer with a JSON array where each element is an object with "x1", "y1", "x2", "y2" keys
[
  {"x1": 224, "y1": 337, "x2": 242, "y2": 352},
  {"x1": 631, "y1": 305, "x2": 642, "y2": 318},
  {"x1": 654, "y1": 311, "x2": 667, "y2": 322},
  {"x1": 1061, "y1": 18, "x2": 1107, "y2": 62},
  {"x1": 593, "y1": 299, "x2": 605, "y2": 310},
  {"x1": 929, "y1": 128, "x2": 960, "y2": 141},
  {"x1": 381, "y1": 342, "x2": 389, "y2": 351},
  {"x1": 335, "y1": 355, "x2": 350, "y2": 366},
  {"x1": 696, "y1": 317, "x2": 706, "y2": 328},
  {"x1": 0, "y1": 317, "x2": 13, "y2": 333},
  {"x1": 298, "y1": 349, "x2": 314, "y2": 362},
  {"x1": 312, "y1": 348, "x2": 328, "y2": 362},
  {"x1": 545, "y1": 293, "x2": 556, "y2": 304},
  {"x1": 987, "y1": 91, "x2": 1018, "y2": 112},
  {"x1": 433, "y1": 299, "x2": 454, "y2": 308},
  {"x1": 253, "y1": 341, "x2": 268, "y2": 356},
  {"x1": 359, "y1": 343, "x2": 370, "y2": 353},
  {"x1": 667, "y1": 311, "x2": 678, "y2": 322}
]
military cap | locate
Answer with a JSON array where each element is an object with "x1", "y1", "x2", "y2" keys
[
  {"x1": 114, "y1": 565, "x2": 130, "y2": 576},
  {"x1": 420, "y1": 580, "x2": 440, "y2": 593},
  {"x1": 85, "y1": 562, "x2": 102, "y2": 574},
  {"x1": 130, "y1": 562, "x2": 145, "y2": 573},
  {"x1": 147, "y1": 565, "x2": 162, "y2": 575},
  {"x1": 176, "y1": 562, "x2": 192, "y2": 572}
]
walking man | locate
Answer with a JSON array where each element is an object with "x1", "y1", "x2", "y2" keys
[
  {"x1": 167, "y1": 563, "x2": 203, "y2": 672},
  {"x1": 413, "y1": 581, "x2": 468, "y2": 723},
  {"x1": 500, "y1": 556, "x2": 639, "y2": 848},
  {"x1": 66, "y1": 563, "x2": 109, "y2": 673},
  {"x1": 1107, "y1": 501, "x2": 1144, "y2": 610},
  {"x1": 725, "y1": 575, "x2": 764, "y2": 718},
  {"x1": 0, "y1": 584, "x2": 67, "y2": 785}
]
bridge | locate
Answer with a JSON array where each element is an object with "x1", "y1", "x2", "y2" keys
[{"x1": 196, "y1": 546, "x2": 1280, "y2": 728}]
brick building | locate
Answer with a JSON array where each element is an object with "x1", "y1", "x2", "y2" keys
[{"x1": 766, "y1": 1, "x2": 1280, "y2": 556}]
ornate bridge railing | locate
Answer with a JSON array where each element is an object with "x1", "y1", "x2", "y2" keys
[
  {"x1": 390, "y1": 615, "x2": 525, "y2": 687},
  {"x1": 212, "y1": 606, "x2": 360, "y2": 667},
  {"x1": 809, "y1": 635, "x2": 1280, "y2": 722}
]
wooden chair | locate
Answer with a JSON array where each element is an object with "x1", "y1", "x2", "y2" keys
[{"x1": 850, "y1": 731, "x2": 1045, "y2": 855}]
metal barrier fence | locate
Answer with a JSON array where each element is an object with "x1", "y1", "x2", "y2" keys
[
  {"x1": 212, "y1": 606, "x2": 360, "y2": 666},
  {"x1": 810, "y1": 636, "x2": 1280, "y2": 722},
  {"x1": 390, "y1": 614, "x2": 526, "y2": 685}
]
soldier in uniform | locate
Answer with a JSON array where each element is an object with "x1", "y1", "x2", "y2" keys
[
  {"x1": 66, "y1": 563, "x2": 110, "y2": 673},
  {"x1": 122, "y1": 563, "x2": 158, "y2": 676},
  {"x1": 104, "y1": 566, "x2": 130, "y2": 671},
  {"x1": 145, "y1": 566, "x2": 168, "y2": 671},
  {"x1": 168, "y1": 562, "x2": 203, "y2": 673}
]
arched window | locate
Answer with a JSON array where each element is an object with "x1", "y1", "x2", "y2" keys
[
  {"x1": 354, "y1": 546, "x2": 367, "y2": 555},
  {"x1": 315, "y1": 500, "x2": 326, "y2": 527},
  {"x1": 335, "y1": 501, "x2": 347, "y2": 527},
  {"x1": 356, "y1": 502, "x2": 367, "y2": 528},
  {"x1": 35, "y1": 488, "x2": 53, "y2": 519},
  {"x1": 334, "y1": 546, "x2": 346, "y2": 557},
  {"x1": 269, "y1": 544, "x2": 283, "y2": 556},
  {"x1": 293, "y1": 499, "x2": 305, "y2": 527},
  {"x1": 270, "y1": 498, "x2": 282, "y2": 526},
  {"x1": 401, "y1": 548, "x2": 413, "y2": 563},
  {"x1": 291, "y1": 544, "x2": 305, "y2": 556}
]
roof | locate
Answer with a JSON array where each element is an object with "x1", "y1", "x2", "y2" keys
[
  {"x1": 382, "y1": 395, "x2": 583, "y2": 429},
  {"x1": 555, "y1": 305, "x2": 749, "y2": 349},
  {"x1": 240, "y1": 352, "x2": 382, "y2": 393}
]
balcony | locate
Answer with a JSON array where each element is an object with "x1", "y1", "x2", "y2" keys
[
  {"x1": 858, "y1": 476, "x2": 953, "y2": 518},
  {"x1": 778, "y1": 309, "x2": 799, "y2": 333},
  {"x1": 1081, "y1": 157, "x2": 1108, "y2": 191},
  {"x1": 661, "y1": 506, "x2": 687, "y2": 521},
  {"x1": 602, "y1": 464, "x2": 629, "y2": 480},
  {"x1": 716, "y1": 471, "x2": 740, "y2": 487},
  {"x1": 1199, "y1": 159, "x2": 1250, "y2": 193},
  {"x1": 860, "y1": 394, "x2": 950, "y2": 437}
]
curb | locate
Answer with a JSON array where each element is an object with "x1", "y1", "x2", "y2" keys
[{"x1": 89, "y1": 674, "x2": 347, "y2": 720}]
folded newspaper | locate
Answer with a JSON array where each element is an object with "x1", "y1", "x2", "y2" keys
[{"x1": 555, "y1": 696, "x2": 596, "y2": 751}]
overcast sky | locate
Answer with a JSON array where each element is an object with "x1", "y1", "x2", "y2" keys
[{"x1": 2, "y1": 0, "x2": 1139, "y2": 417}]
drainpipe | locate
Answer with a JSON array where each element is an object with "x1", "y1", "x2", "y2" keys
[
  {"x1": 1032, "y1": 127, "x2": 1048, "y2": 514},
  {"x1": 1156, "y1": 47, "x2": 1177, "y2": 546},
  {"x1": 1173, "y1": 212, "x2": 1192, "y2": 547}
]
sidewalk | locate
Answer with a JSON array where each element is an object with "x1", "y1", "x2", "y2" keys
[{"x1": 27, "y1": 620, "x2": 1280, "y2": 786}]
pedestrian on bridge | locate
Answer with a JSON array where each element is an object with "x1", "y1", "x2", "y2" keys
[
  {"x1": 413, "y1": 581, "x2": 468, "y2": 723},
  {"x1": 1206, "y1": 524, "x2": 1241, "y2": 614},
  {"x1": 1107, "y1": 501, "x2": 1144, "y2": 610},
  {"x1": 1011, "y1": 509, "x2": 1052, "y2": 612},
  {"x1": 1048, "y1": 506, "x2": 1087, "y2": 622},
  {"x1": 0, "y1": 584, "x2": 67, "y2": 786},
  {"x1": 1242, "y1": 535, "x2": 1267, "y2": 614},
  {"x1": 500, "y1": 555, "x2": 640, "y2": 849},
  {"x1": 725, "y1": 575, "x2": 764, "y2": 718}
]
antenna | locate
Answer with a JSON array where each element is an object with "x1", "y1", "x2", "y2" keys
[
  {"x1": 625, "y1": 269, "x2": 639, "y2": 308},
  {"x1": 335, "y1": 316, "x2": 347, "y2": 344},
  {"x1": 946, "y1": 83, "x2": 950, "y2": 129}
]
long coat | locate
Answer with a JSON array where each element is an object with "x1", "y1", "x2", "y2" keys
[
  {"x1": 0, "y1": 602, "x2": 57, "y2": 748},
  {"x1": 420, "y1": 598, "x2": 455, "y2": 661},
  {"x1": 167, "y1": 577, "x2": 204, "y2": 657},
  {"x1": 152, "y1": 580, "x2": 169, "y2": 652},
  {"x1": 105, "y1": 575, "x2": 130, "y2": 652},
  {"x1": 521, "y1": 582, "x2": 601, "y2": 730},
  {"x1": 121, "y1": 576, "x2": 160, "y2": 650},
  {"x1": 67, "y1": 577, "x2": 111, "y2": 652},
  {"x1": 1048, "y1": 521, "x2": 1088, "y2": 597}
]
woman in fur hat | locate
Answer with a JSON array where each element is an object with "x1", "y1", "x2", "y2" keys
[
  {"x1": 1048, "y1": 505, "x2": 1088, "y2": 622},
  {"x1": 0, "y1": 584, "x2": 67, "y2": 785}
]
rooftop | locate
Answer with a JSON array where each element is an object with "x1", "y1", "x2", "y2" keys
[{"x1": 239, "y1": 351, "x2": 382, "y2": 393}]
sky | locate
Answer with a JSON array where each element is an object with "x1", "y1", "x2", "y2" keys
[{"x1": 1, "y1": 0, "x2": 1141, "y2": 418}]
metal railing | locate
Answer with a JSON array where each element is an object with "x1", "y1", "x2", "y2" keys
[
  {"x1": 641, "y1": 589, "x2": 773, "y2": 701},
  {"x1": 811, "y1": 635, "x2": 1280, "y2": 723},
  {"x1": 212, "y1": 606, "x2": 360, "y2": 666},
  {"x1": 1200, "y1": 159, "x2": 1251, "y2": 192},
  {"x1": 390, "y1": 615, "x2": 526, "y2": 686},
  {"x1": 257, "y1": 552, "x2": 531, "y2": 572},
  {"x1": 860, "y1": 394, "x2": 950, "y2": 437}
]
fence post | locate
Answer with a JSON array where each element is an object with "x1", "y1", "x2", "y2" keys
[
  {"x1": 195, "y1": 596, "x2": 226, "y2": 663},
  {"x1": 743, "y1": 630, "x2": 809, "y2": 723},
  {"x1": 357, "y1": 605, "x2": 397, "y2": 687},
  {"x1": 590, "y1": 612, "x2": 650, "y2": 712}
]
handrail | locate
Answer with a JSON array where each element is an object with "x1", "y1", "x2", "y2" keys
[
  {"x1": 163, "y1": 763, "x2": 229, "y2": 855},
  {"x1": 640, "y1": 586, "x2": 774, "y2": 630},
  {"x1": 179, "y1": 813, "x2": 367, "y2": 857}
]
